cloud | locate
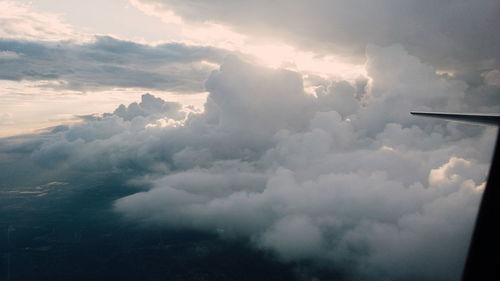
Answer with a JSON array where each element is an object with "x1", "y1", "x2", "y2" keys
[
  {"x1": 1, "y1": 46, "x2": 497, "y2": 281},
  {"x1": 483, "y1": 69, "x2": 500, "y2": 87},
  {"x1": 0, "y1": 112, "x2": 13, "y2": 125},
  {"x1": 0, "y1": 50, "x2": 19, "y2": 60},
  {"x1": 0, "y1": 1, "x2": 79, "y2": 42},
  {"x1": 134, "y1": 0, "x2": 500, "y2": 110},
  {"x1": 135, "y1": 0, "x2": 500, "y2": 71},
  {"x1": 112, "y1": 93, "x2": 185, "y2": 121},
  {"x1": 204, "y1": 55, "x2": 316, "y2": 135},
  {"x1": 0, "y1": 36, "x2": 229, "y2": 92},
  {"x1": 258, "y1": 215, "x2": 325, "y2": 261}
]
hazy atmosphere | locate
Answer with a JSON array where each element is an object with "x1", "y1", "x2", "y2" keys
[{"x1": 1, "y1": 1, "x2": 499, "y2": 280}]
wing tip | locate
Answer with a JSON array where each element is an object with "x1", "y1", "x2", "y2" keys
[{"x1": 410, "y1": 111, "x2": 500, "y2": 126}]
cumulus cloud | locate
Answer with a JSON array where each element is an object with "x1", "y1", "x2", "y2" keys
[
  {"x1": 204, "y1": 55, "x2": 316, "y2": 135},
  {"x1": 112, "y1": 93, "x2": 185, "y2": 121},
  {"x1": 135, "y1": 0, "x2": 500, "y2": 114},
  {"x1": 1, "y1": 46, "x2": 497, "y2": 281},
  {"x1": 0, "y1": 36, "x2": 229, "y2": 92}
]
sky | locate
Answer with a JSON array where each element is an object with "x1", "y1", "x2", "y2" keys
[{"x1": 0, "y1": 1, "x2": 499, "y2": 281}]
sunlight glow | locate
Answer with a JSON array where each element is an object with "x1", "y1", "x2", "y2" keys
[
  {"x1": 0, "y1": 0, "x2": 367, "y2": 137},
  {"x1": 0, "y1": 1, "x2": 87, "y2": 42},
  {"x1": 130, "y1": 0, "x2": 366, "y2": 79}
]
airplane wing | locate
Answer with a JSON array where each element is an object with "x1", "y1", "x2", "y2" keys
[
  {"x1": 411, "y1": 112, "x2": 500, "y2": 281},
  {"x1": 410, "y1": 111, "x2": 500, "y2": 126}
]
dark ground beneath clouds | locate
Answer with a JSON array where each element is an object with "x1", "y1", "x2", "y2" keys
[
  {"x1": 0, "y1": 176, "x2": 321, "y2": 281},
  {"x1": 0, "y1": 44, "x2": 498, "y2": 281}
]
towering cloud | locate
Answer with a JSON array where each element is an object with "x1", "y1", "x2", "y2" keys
[
  {"x1": 131, "y1": 0, "x2": 500, "y2": 123},
  {"x1": 113, "y1": 50, "x2": 493, "y2": 281}
]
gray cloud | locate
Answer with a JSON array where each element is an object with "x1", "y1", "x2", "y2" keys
[
  {"x1": 137, "y1": 0, "x2": 500, "y2": 109},
  {"x1": 137, "y1": 0, "x2": 499, "y2": 71},
  {"x1": 1, "y1": 46, "x2": 497, "y2": 281},
  {"x1": 0, "y1": 36, "x2": 229, "y2": 92}
]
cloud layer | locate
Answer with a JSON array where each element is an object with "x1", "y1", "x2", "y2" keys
[
  {"x1": 136, "y1": 0, "x2": 500, "y2": 72},
  {"x1": 0, "y1": 36, "x2": 228, "y2": 92},
  {"x1": 2, "y1": 45, "x2": 496, "y2": 281}
]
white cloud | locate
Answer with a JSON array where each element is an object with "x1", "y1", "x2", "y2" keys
[
  {"x1": 134, "y1": 0, "x2": 500, "y2": 112},
  {"x1": 1, "y1": 1, "x2": 497, "y2": 279},
  {"x1": 2, "y1": 45, "x2": 496, "y2": 281},
  {"x1": 0, "y1": 1, "x2": 83, "y2": 42}
]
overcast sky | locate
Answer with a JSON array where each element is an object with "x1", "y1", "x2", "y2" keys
[{"x1": 1, "y1": 1, "x2": 499, "y2": 280}]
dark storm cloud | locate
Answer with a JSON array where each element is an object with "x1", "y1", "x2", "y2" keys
[
  {"x1": 2, "y1": 48, "x2": 497, "y2": 280},
  {"x1": 0, "y1": 36, "x2": 229, "y2": 92}
]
